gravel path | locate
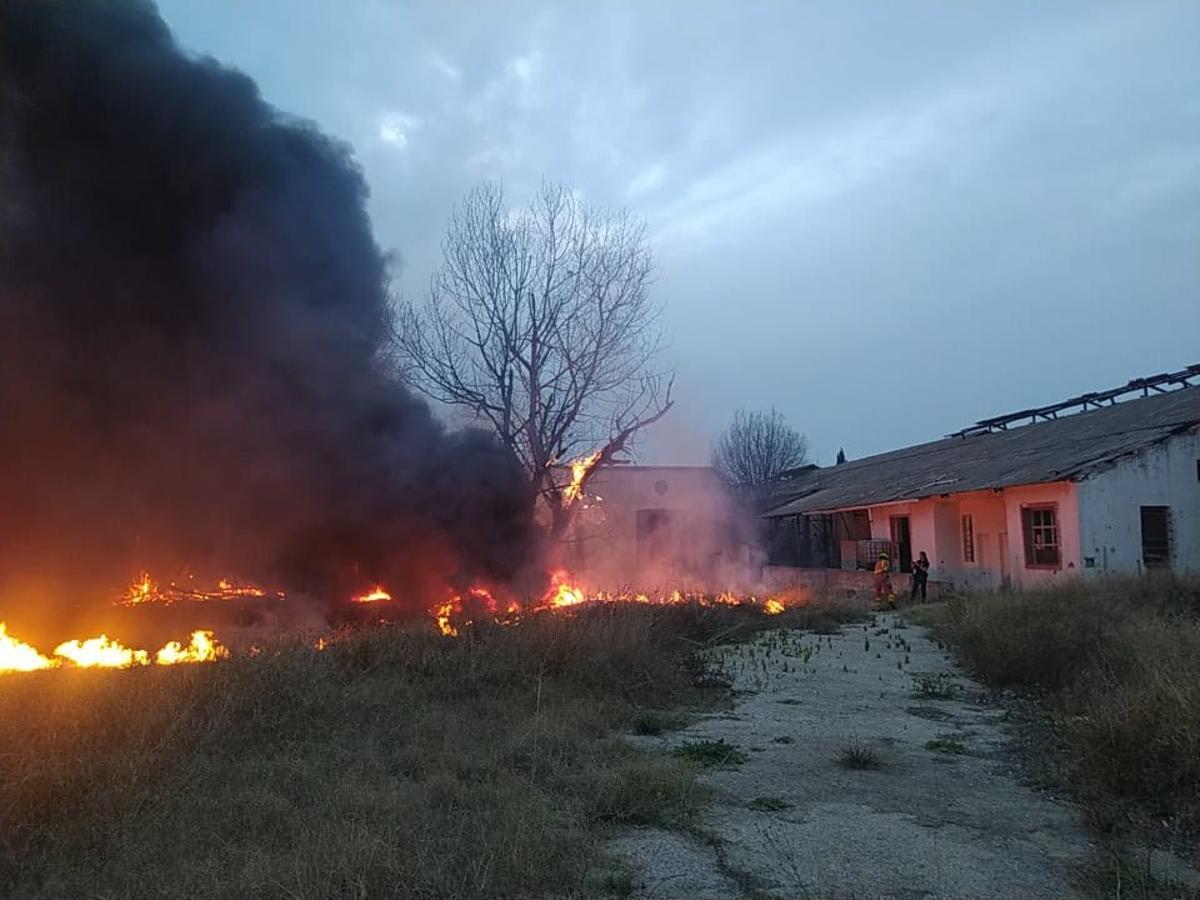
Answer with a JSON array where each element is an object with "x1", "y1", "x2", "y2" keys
[{"x1": 609, "y1": 611, "x2": 1100, "y2": 899}]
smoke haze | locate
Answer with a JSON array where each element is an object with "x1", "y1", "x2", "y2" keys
[{"x1": 0, "y1": 0, "x2": 535, "y2": 633}]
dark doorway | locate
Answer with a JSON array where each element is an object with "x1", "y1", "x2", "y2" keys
[
  {"x1": 890, "y1": 515, "x2": 912, "y2": 573},
  {"x1": 636, "y1": 508, "x2": 674, "y2": 568},
  {"x1": 1140, "y1": 506, "x2": 1170, "y2": 569}
]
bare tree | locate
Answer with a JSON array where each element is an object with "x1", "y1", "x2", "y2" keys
[
  {"x1": 712, "y1": 408, "x2": 809, "y2": 491},
  {"x1": 394, "y1": 180, "x2": 673, "y2": 539}
]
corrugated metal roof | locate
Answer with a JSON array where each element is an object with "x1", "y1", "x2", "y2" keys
[{"x1": 764, "y1": 387, "x2": 1200, "y2": 518}]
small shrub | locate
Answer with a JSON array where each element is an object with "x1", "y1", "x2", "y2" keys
[
  {"x1": 836, "y1": 741, "x2": 882, "y2": 771},
  {"x1": 601, "y1": 872, "x2": 636, "y2": 898},
  {"x1": 630, "y1": 709, "x2": 687, "y2": 736},
  {"x1": 907, "y1": 706, "x2": 954, "y2": 722},
  {"x1": 925, "y1": 737, "x2": 967, "y2": 755},
  {"x1": 747, "y1": 796, "x2": 792, "y2": 812},
  {"x1": 567, "y1": 751, "x2": 700, "y2": 827},
  {"x1": 1095, "y1": 851, "x2": 1191, "y2": 900},
  {"x1": 674, "y1": 739, "x2": 748, "y2": 767},
  {"x1": 911, "y1": 671, "x2": 958, "y2": 699},
  {"x1": 771, "y1": 735, "x2": 795, "y2": 744}
]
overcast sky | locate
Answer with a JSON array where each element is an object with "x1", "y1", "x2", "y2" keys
[{"x1": 156, "y1": 0, "x2": 1199, "y2": 465}]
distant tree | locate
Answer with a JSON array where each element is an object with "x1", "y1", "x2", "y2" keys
[
  {"x1": 836, "y1": 447, "x2": 847, "y2": 465},
  {"x1": 394, "y1": 180, "x2": 673, "y2": 540},
  {"x1": 712, "y1": 408, "x2": 809, "y2": 491}
]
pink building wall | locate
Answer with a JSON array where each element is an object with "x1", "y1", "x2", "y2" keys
[
  {"x1": 816, "y1": 481, "x2": 1082, "y2": 593},
  {"x1": 999, "y1": 482, "x2": 1081, "y2": 588}
]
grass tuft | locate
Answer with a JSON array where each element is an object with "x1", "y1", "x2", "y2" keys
[
  {"x1": 907, "y1": 705, "x2": 954, "y2": 722},
  {"x1": 925, "y1": 736, "x2": 968, "y2": 755},
  {"x1": 1095, "y1": 850, "x2": 1192, "y2": 900},
  {"x1": 747, "y1": 796, "x2": 792, "y2": 812},
  {"x1": 631, "y1": 708, "x2": 688, "y2": 736},
  {"x1": 836, "y1": 741, "x2": 882, "y2": 771},
  {"x1": 673, "y1": 738, "x2": 748, "y2": 768},
  {"x1": 911, "y1": 671, "x2": 958, "y2": 699}
]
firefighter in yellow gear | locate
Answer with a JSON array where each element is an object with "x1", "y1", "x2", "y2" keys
[{"x1": 874, "y1": 551, "x2": 896, "y2": 610}]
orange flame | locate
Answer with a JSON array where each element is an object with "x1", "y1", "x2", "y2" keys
[
  {"x1": 118, "y1": 572, "x2": 269, "y2": 606},
  {"x1": 433, "y1": 601, "x2": 458, "y2": 637},
  {"x1": 430, "y1": 586, "x2": 509, "y2": 637},
  {"x1": 1, "y1": 624, "x2": 236, "y2": 674},
  {"x1": 562, "y1": 450, "x2": 603, "y2": 504},
  {"x1": 353, "y1": 586, "x2": 392, "y2": 604},
  {"x1": 154, "y1": 630, "x2": 228, "y2": 665},
  {"x1": 53, "y1": 634, "x2": 149, "y2": 668},
  {"x1": 513, "y1": 574, "x2": 797, "y2": 623},
  {"x1": 126, "y1": 571, "x2": 156, "y2": 604},
  {"x1": 0, "y1": 623, "x2": 58, "y2": 673},
  {"x1": 545, "y1": 571, "x2": 586, "y2": 608}
]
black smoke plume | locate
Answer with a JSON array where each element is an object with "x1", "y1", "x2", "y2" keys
[{"x1": 0, "y1": 0, "x2": 536, "y2": 634}]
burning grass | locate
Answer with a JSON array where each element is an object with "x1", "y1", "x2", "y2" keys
[
  {"x1": 0, "y1": 601, "x2": 812, "y2": 899},
  {"x1": 910, "y1": 576, "x2": 1200, "y2": 846}
]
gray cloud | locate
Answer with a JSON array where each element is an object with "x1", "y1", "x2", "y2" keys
[{"x1": 157, "y1": 0, "x2": 1200, "y2": 463}]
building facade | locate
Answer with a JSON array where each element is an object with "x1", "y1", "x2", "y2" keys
[
  {"x1": 763, "y1": 374, "x2": 1199, "y2": 592},
  {"x1": 562, "y1": 465, "x2": 750, "y2": 591}
]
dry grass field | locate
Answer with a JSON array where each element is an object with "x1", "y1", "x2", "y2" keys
[
  {"x1": 911, "y1": 576, "x2": 1200, "y2": 864},
  {"x1": 0, "y1": 600, "x2": 863, "y2": 899}
]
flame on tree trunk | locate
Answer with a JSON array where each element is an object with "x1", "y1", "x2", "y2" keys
[{"x1": 543, "y1": 396, "x2": 674, "y2": 543}]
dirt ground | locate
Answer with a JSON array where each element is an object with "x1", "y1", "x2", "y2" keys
[{"x1": 609, "y1": 611, "x2": 1104, "y2": 899}]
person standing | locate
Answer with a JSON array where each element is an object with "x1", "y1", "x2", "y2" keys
[
  {"x1": 874, "y1": 551, "x2": 896, "y2": 609},
  {"x1": 910, "y1": 551, "x2": 930, "y2": 602}
]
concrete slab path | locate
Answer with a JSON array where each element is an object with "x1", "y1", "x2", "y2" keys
[{"x1": 609, "y1": 611, "x2": 1100, "y2": 899}]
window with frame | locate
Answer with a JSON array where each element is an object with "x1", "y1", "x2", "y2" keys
[
  {"x1": 961, "y1": 514, "x2": 975, "y2": 563},
  {"x1": 1021, "y1": 504, "x2": 1060, "y2": 568}
]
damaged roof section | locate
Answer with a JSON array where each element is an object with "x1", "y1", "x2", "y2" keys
[{"x1": 764, "y1": 386, "x2": 1200, "y2": 518}]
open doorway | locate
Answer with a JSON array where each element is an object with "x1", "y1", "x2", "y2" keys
[
  {"x1": 636, "y1": 508, "x2": 674, "y2": 569},
  {"x1": 890, "y1": 515, "x2": 912, "y2": 573},
  {"x1": 1141, "y1": 506, "x2": 1171, "y2": 570}
]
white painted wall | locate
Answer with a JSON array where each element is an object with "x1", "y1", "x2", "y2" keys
[{"x1": 1076, "y1": 431, "x2": 1200, "y2": 575}]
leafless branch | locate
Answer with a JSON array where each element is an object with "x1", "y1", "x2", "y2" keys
[
  {"x1": 393, "y1": 180, "x2": 674, "y2": 536},
  {"x1": 711, "y1": 408, "x2": 808, "y2": 492}
]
